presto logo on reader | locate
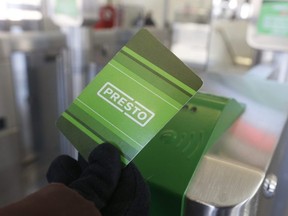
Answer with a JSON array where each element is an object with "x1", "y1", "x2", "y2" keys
[{"x1": 97, "y1": 82, "x2": 155, "y2": 127}]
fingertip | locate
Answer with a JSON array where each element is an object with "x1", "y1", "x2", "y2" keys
[
  {"x1": 100, "y1": 162, "x2": 150, "y2": 216},
  {"x1": 88, "y1": 143, "x2": 121, "y2": 165},
  {"x1": 78, "y1": 152, "x2": 89, "y2": 171},
  {"x1": 47, "y1": 155, "x2": 81, "y2": 185}
]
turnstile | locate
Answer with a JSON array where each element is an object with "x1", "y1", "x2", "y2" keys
[
  {"x1": 186, "y1": 73, "x2": 288, "y2": 215},
  {"x1": 9, "y1": 31, "x2": 67, "y2": 161},
  {"x1": 1, "y1": 27, "x2": 288, "y2": 216},
  {"x1": 0, "y1": 35, "x2": 22, "y2": 205},
  {"x1": 0, "y1": 31, "x2": 66, "y2": 205},
  {"x1": 66, "y1": 28, "x2": 288, "y2": 215}
]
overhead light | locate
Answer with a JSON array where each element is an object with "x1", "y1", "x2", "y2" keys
[
  {"x1": 240, "y1": 3, "x2": 251, "y2": 19},
  {"x1": 213, "y1": 0, "x2": 222, "y2": 6},
  {"x1": 229, "y1": 0, "x2": 238, "y2": 10},
  {"x1": 0, "y1": 1, "x2": 7, "y2": 20},
  {"x1": 7, "y1": 0, "x2": 41, "y2": 7},
  {"x1": 8, "y1": 9, "x2": 43, "y2": 21}
]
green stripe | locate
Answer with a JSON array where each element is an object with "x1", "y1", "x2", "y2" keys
[
  {"x1": 122, "y1": 46, "x2": 196, "y2": 96},
  {"x1": 110, "y1": 59, "x2": 183, "y2": 110},
  {"x1": 118, "y1": 50, "x2": 192, "y2": 99},
  {"x1": 73, "y1": 99, "x2": 142, "y2": 151},
  {"x1": 62, "y1": 112, "x2": 103, "y2": 144},
  {"x1": 66, "y1": 110, "x2": 107, "y2": 142},
  {"x1": 58, "y1": 114, "x2": 132, "y2": 164},
  {"x1": 115, "y1": 51, "x2": 189, "y2": 104},
  {"x1": 121, "y1": 156, "x2": 129, "y2": 164},
  {"x1": 68, "y1": 102, "x2": 138, "y2": 159},
  {"x1": 125, "y1": 29, "x2": 202, "y2": 91},
  {"x1": 57, "y1": 115, "x2": 101, "y2": 160}
]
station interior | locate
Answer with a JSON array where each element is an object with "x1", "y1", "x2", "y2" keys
[{"x1": 1, "y1": 0, "x2": 288, "y2": 215}]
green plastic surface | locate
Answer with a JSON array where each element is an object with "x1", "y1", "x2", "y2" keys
[
  {"x1": 56, "y1": 29, "x2": 202, "y2": 165},
  {"x1": 133, "y1": 92, "x2": 245, "y2": 216}
]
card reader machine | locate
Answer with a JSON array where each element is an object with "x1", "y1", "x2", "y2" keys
[
  {"x1": 132, "y1": 1, "x2": 288, "y2": 215},
  {"x1": 134, "y1": 71, "x2": 288, "y2": 216}
]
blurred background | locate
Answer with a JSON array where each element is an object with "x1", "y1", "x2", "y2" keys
[{"x1": 0, "y1": 0, "x2": 288, "y2": 215}]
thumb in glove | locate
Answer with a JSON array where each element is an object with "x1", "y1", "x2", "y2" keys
[
  {"x1": 46, "y1": 154, "x2": 82, "y2": 185},
  {"x1": 101, "y1": 163, "x2": 150, "y2": 216},
  {"x1": 47, "y1": 143, "x2": 122, "y2": 210},
  {"x1": 69, "y1": 143, "x2": 122, "y2": 209}
]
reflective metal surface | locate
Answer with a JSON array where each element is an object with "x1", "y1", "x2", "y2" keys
[
  {"x1": 0, "y1": 47, "x2": 17, "y2": 130},
  {"x1": 262, "y1": 174, "x2": 277, "y2": 198},
  {"x1": 0, "y1": 39, "x2": 22, "y2": 205},
  {"x1": 208, "y1": 20, "x2": 255, "y2": 74},
  {"x1": 257, "y1": 119, "x2": 288, "y2": 216},
  {"x1": 185, "y1": 73, "x2": 288, "y2": 215},
  {"x1": 0, "y1": 34, "x2": 11, "y2": 58},
  {"x1": 10, "y1": 31, "x2": 66, "y2": 52},
  {"x1": 0, "y1": 31, "x2": 66, "y2": 54},
  {"x1": 171, "y1": 23, "x2": 210, "y2": 71},
  {"x1": 0, "y1": 31, "x2": 67, "y2": 205}
]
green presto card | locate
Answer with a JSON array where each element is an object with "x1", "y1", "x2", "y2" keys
[{"x1": 57, "y1": 29, "x2": 203, "y2": 164}]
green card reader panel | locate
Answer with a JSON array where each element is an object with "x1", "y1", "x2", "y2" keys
[
  {"x1": 134, "y1": 92, "x2": 245, "y2": 216},
  {"x1": 155, "y1": 73, "x2": 288, "y2": 216}
]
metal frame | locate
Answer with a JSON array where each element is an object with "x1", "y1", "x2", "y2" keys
[{"x1": 185, "y1": 73, "x2": 288, "y2": 215}]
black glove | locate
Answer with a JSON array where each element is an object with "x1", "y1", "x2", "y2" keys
[
  {"x1": 101, "y1": 163, "x2": 150, "y2": 216},
  {"x1": 47, "y1": 143, "x2": 150, "y2": 216}
]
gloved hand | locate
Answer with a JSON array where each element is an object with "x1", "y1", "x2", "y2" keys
[{"x1": 47, "y1": 143, "x2": 150, "y2": 216}]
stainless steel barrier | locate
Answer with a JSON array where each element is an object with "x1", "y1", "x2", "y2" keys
[
  {"x1": 0, "y1": 31, "x2": 67, "y2": 205},
  {"x1": 2, "y1": 27, "x2": 287, "y2": 215},
  {"x1": 0, "y1": 35, "x2": 22, "y2": 205},
  {"x1": 185, "y1": 73, "x2": 288, "y2": 216},
  {"x1": 8, "y1": 31, "x2": 67, "y2": 161}
]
